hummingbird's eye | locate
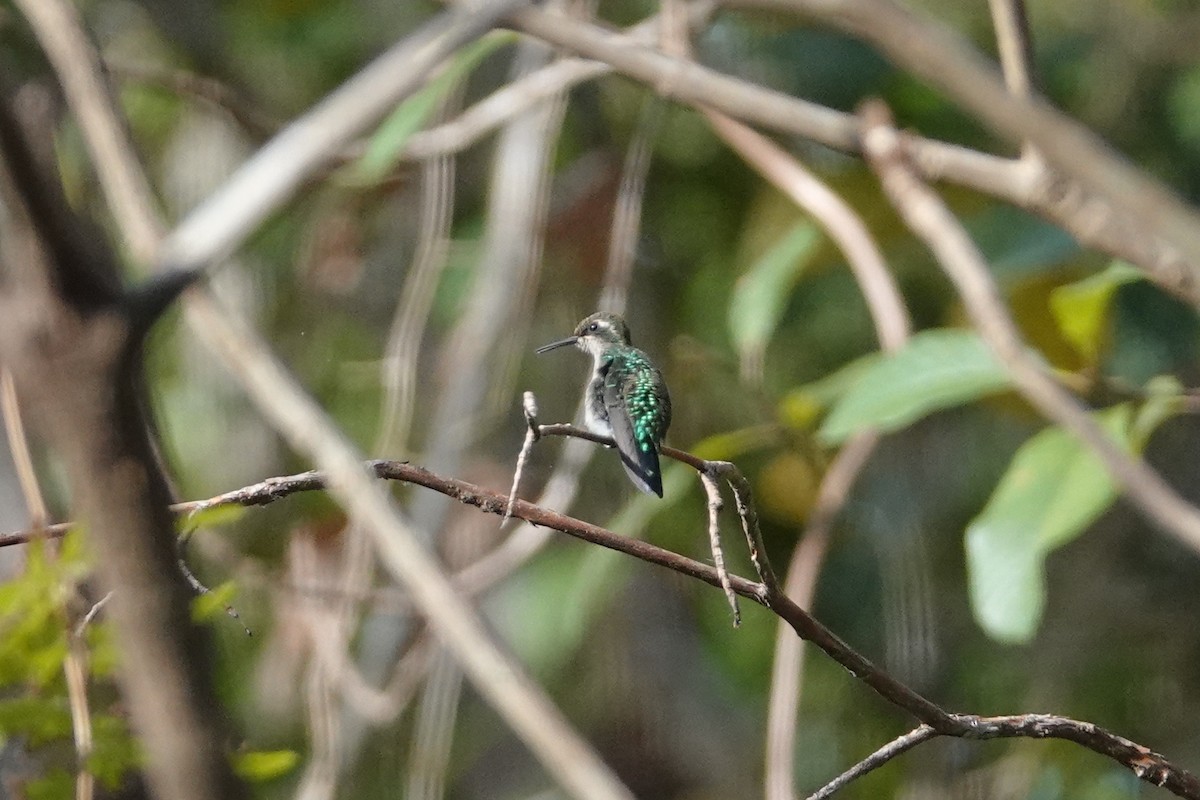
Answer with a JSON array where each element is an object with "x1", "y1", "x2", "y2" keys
[{"x1": 588, "y1": 322, "x2": 599, "y2": 332}]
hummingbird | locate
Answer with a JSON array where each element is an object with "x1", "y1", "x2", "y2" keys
[{"x1": 536, "y1": 312, "x2": 673, "y2": 497}]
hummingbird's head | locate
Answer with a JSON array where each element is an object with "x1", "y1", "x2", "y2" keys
[{"x1": 535, "y1": 312, "x2": 632, "y2": 357}]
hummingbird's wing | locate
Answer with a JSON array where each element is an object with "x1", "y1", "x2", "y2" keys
[{"x1": 603, "y1": 360, "x2": 670, "y2": 498}]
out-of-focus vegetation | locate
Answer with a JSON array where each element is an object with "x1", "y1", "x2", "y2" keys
[{"x1": 3, "y1": 0, "x2": 1200, "y2": 798}]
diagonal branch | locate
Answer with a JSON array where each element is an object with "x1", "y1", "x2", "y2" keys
[
  {"x1": 4, "y1": 451, "x2": 1198, "y2": 797},
  {"x1": 504, "y1": 3, "x2": 1200, "y2": 307},
  {"x1": 18, "y1": 1, "x2": 637, "y2": 797},
  {"x1": 805, "y1": 724, "x2": 937, "y2": 800},
  {"x1": 860, "y1": 99, "x2": 1200, "y2": 555},
  {"x1": 155, "y1": 0, "x2": 531, "y2": 277},
  {"x1": 718, "y1": 0, "x2": 1200, "y2": 302}
]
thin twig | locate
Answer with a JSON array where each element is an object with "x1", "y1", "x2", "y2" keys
[
  {"x1": 765, "y1": 432, "x2": 880, "y2": 800},
  {"x1": 1, "y1": 369, "x2": 49, "y2": 528},
  {"x1": 804, "y1": 724, "x2": 937, "y2": 800},
  {"x1": 860, "y1": 100, "x2": 1200, "y2": 555},
  {"x1": 986, "y1": 0, "x2": 1040, "y2": 163},
  {"x1": 3, "y1": 451, "x2": 1197, "y2": 795},
  {"x1": 716, "y1": 0, "x2": 1200, "y2": 302},
  {"x1": 3, "y1": 369, "x2": 95, "y2": 800},
  {"x1": 175, "y1": 532, "x2": 253, "y2": 636},
  {"x1": 63, "y1": 636, "x2": 95, "y2": 800},
  {"x1": 74, "y1": 592, "x2": 114, "y2": 636},
  {"x1": 698, "y1": 469, "x2": 742, "y2": 626},
  {"x1": 503, "y1": 392, "x2": 541, "y2": 526},
  {"x1": 987, "y1": 0, "x2": 1038, "y2": 101},
  {"x1": 705, "y1": 461, "x2": 781, "y2": 594},
  {"x1": 505, "y1": 2, "x2": 1199, "y2": 306},
  {"x1": 701, "y1": 110, "x2": 910, "y2": 354},
  {"x1": 26, "y1": 0, "x2": 637, "y2": 794},
  {"x1": 156, "y1": 0, "x2": 533, "y2": 276},
  {"x1": 407, "y1": 57, "x2": 610, "y2": 159}
]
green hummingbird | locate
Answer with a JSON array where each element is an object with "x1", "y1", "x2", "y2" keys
[{"x1": 536, "y1": 312, "x2": 673, "y2": 497}]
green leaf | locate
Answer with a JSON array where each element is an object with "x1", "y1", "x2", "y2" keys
[
  {"x1": 780, "y1": 353, "x2": 882, "y2": 430},
  {"x1": 350, "y1": 32, "x2": 514, "y2": 184},
  {"x1": 818, "y1": 329, "x2": 1011, "y2": 444},
  {"x1": 728, "y1": 222, "x2": 823, "y2": 373},
  {"x1": 190, "y1": 581, "x2": 239, "y2": 624},
  {"x1": 233, "y1": 749, "x2": 300, "y2": 782},
  {"x1": 1049, "y1": 261, "x2": 1143, "y2": 362},
  {"x1": 966, "y1": 405, "x2": 1131, "y2": 643},
  {"x1": 24, "y1": 769, "x2": 74, "y2": 800},
  {"x1": 688, "y1": 425, "x2": 780, "y2": 461},
  {"x1": 89, "y1": 713, "x2": 141, "y2": 789},
  {"x1": 0, "y1": 696, "x2": 72, "y2": 742}
]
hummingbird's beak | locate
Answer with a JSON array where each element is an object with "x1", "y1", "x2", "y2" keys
[{"x1": 535, "y1": 336, "x2": 578, "y2": 354}]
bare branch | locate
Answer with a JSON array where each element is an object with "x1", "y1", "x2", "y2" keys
[
  {"x1": 699, "y1": 469, "x2": 742, "y2": 625},
  {"x1": 719, "y1": 0, "x2": 1200, "y2": 302},
  {"x1": 860, "y1": 100, "x2": 1200, "y2": 555},
  {"x1": 187, "y1": 295, "x2": 636, "y2": 800},
  {"x1": 1, "y1": 369, "x2": 48, "y2": 528},
  {"x1": 987, "y1": 0, "x2": 1038, "y2": 103},
  {"x1": 701, "y1": 109, "x2": 910, "y2": 354},
  {"x1": 505, "y1": 3, "x2": 1200, "y2": 306},
  {"x1": 4, "y1": 366, "x2": 96, "y2": 800},
  {"x1": 5, "y1": 450, "x2": 1197, "y2": 796},
  {"x1": 0, "y1": 90, "x2": 248, "y2": 800},
  {"x1": 766, "y1": 432, "x2": 880, "y2": 800},
  {"x1": 407, "y1": 57, "x2": 610, "y2": 159},
  {"x1": 11, "y1": 0, "x2": 164, "y2": 262},
  {"x1": 503, "y1": 391, "x2": 542, "y2": 526},
  {"x1": 157, "y1": 0, "x2": 531, "y2": 276},
  {"x1": 22, "y1": 0, "x2": 639, "y2": 795},
  {"x1": 805, "y1": 725, "x2": 937, "y2": 800},
  {"x1": 987, "y1": 0, "x2": 1040, "y2": 163}
]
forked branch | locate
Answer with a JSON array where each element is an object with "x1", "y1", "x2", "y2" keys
[{"x1": 3, "y1": 450, "x2": 1197, "y2": 797}]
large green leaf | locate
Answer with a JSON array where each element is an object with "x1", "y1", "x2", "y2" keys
[
  {"x1": 1050, "y1": 261, "x2": 1143, "y2": 362},
  {"x1": 728, "y1": 221, "x2": 823, "y2": 376},
  {"x1": 818, "y1": 329, "x2": 1011, "y2": 444},
  {"x1": 780, "y1": 353, "x2": 882, "y2": 430},
  {"x1": 966, "y1": 405, "x2": 1131, "y2": 643}
]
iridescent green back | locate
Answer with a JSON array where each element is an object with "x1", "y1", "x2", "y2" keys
[{"x1": 601, "y1": 345, "x2": 671, "y2": 496}]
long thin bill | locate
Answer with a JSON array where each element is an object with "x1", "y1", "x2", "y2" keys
[{"x1": 535, "y1": 336, "x2": 577, "y2": 354}]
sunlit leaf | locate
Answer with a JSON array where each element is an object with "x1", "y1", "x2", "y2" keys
[
  {"x1": 728, "y1": 221, "x2": 823, "y2": 377},
  {"x1": 233, "y1": 750, "x2": 300, "y2": 782},
  {"x1": 818, "y1": 329, "x2": 1011, "y2": 444},
  {"x1": 757, "y1": 451, "x2": 818, "y2": 524},
  {"x1": 688, "y1": 425, "x2": 779, "y2": 461},
  {"x1": 1050, "y1": 261, "x2": 1143, "y2": 362},
  {"x1": 966, "y1": 406, "x2": 1131, "y2": 644},
  {"x1": 351, "y1": 32, "x2": 515, "y2": 184},
  {"x1": 779, "y1": 353, "x2": 882, "y2": 430}
]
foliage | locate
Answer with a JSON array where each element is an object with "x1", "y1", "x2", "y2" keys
[
  {"x1": 5, "y1": 0, "x2": 1200, "y2": 797},
  {"x1": 0, "y1": 535, "x2": 139, "y2": 795}
]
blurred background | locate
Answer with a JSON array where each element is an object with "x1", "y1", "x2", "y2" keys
[{"x1": 3, "y1": 0, "x2": 1200, "y2": 798}]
